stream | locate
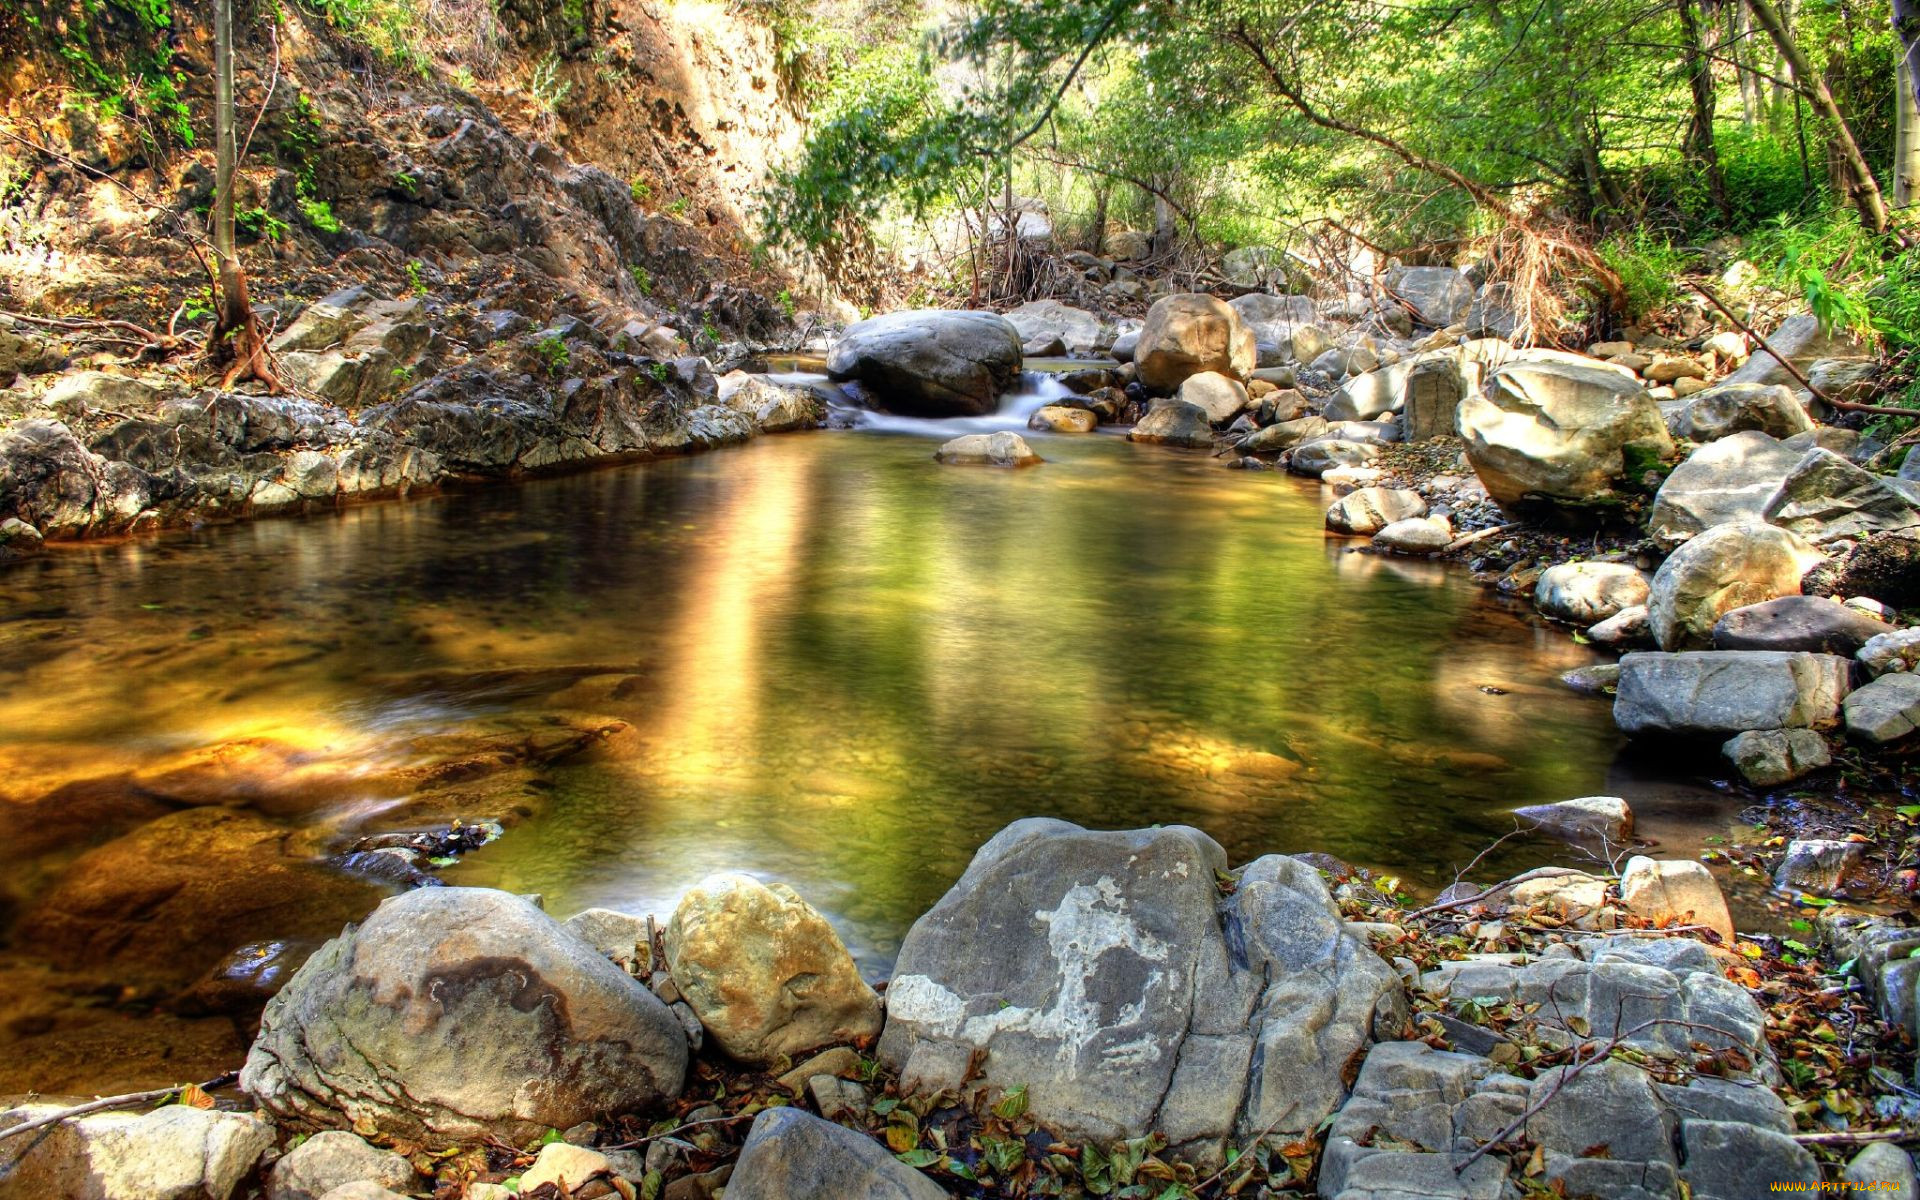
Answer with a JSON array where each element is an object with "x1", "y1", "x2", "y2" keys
[{"x1": 0, "y1": 379, "x2": 1744, "y2": 1093}]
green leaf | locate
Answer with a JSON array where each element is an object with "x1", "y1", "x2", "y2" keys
[
  {"x1": 896, "y1": 1148, "x2": 943, "y2": 1169},
  {"x1": 993, "y1": 1085, "x2": 1029, "y2": 1120}
]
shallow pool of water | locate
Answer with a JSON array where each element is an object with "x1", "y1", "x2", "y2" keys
[{"x1": 0, "y1": 423, "x2": 1738, "y2": 1091}]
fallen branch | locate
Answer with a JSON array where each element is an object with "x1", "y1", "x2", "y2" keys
[
  {"x1": 0, "y1": 308, "x2": 186, "y2": 352},
  {"x1": 600, "y1": 1111, "x2": 755, "y2": 1152},
  {"x1": 1792, "y1": 1128, "x2": 1920, "y2": 1147},
  {"x1": 1685, "y1": 281, "x2": 1918, "y2": 418},
  {"x1": 0, "y1": 1072, "x2": 238, "y2": 1144},
  {"x1": 1443, "y1": 523, "x2": 1517, "y2": 554},
  {"x1": 1407, "y1": 865, "x2": 1588, "y2": 920}
]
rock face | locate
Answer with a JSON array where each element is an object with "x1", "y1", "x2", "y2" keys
[
  {"x1": 241, "y1": 887, "x2": 689, "y2": 1146},
  {"x1": 1673, "y1": 382, "x2": 1814, "y2": 442},
  {"x1": 1711, "y1": 595, "x2": 1889, "y2": 654},
  {"x1": 1326, "y1": 487, "x2": 1426, "y2": 535},
  {"x1": 1458, "y1": 358, "x2": 1671, "y2": 515},
  {"x1": 727, "y1": 1108, "x2": 948, "y2": 1200},
  {"x1": 932, "y1": 432, "x2": 1042, "y2": 467},
  {"x1": 1128, "y1": 400, "x2": 1214, "y2": 449},
  {"x1": 1649, "y1": 431, "x2": 1805, "y2": 549},
  {"x1": 664, "y1": 873, "x2": 882, "y2": 1067},
  {"x1": 1389, "y1": 266, "x2": 1474, "y2": 326},
  {"x1": 1646, "y1": 521, "x2": 1820, "y2": 650},
  {"x1": 1614, "y1": 651, "x2": 1852, "y2": 737},
  {"x1": 1762, "y1": 448, "x2": 1920, "y2": 544},
  {"x1": 826, "y1": 310, "x2": 1023, "y2": 418},
  {"x1": 0, "y1": 1104, "x2": 275, "y2": 1200},
  {"x1": 0, "y1": 418, "x2": 153, "y2": 539},
  {"x1": 1534, "y1": 561, "x2": 1650, "y2": 624},
  {"x1": 877, "y1": 820, "x2": 1399, "y2": 1159},
  {"x1": 1134, "y1": 294, "x2": 1256, "y2": 392}
]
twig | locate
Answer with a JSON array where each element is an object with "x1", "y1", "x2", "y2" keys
[
  {"x1": 600, "y1": 1112, "x2": 755, "y2": 1151},
  {"x1": 1793, "y1": 1128, "x2": 1920, "y2": 1147},
  {"x1": 0, "y1": 1072, "x2": 238, "y2": 1144},
  {"x1": 1685, "y1": 280, "x2": 1918, "y2": 418},
  {"x1": 1407, "y1": 866, "x2": 1585, "y2": 920},
  {"x1": 1443, "y1": 523, "x2": 1517, "y2": 553}
]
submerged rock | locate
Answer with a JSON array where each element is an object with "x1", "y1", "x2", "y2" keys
[
  {"x1": 664, "y1": 873, "x2": 882, "y2": 1067},
  {"x1": 876, "y1": 819, "x2": 1399, "y2": 1160},
  {"x1": 1028, "y1": 404, "x2": 1097, "y2": 433},
  {"x1": 1512, "y1": 796, "x2": 1632, "y2": 845},
  {"x1": 933, "y1": 432, "x2": 1042, "y2": 467},
  {"x1": 241, "y1": 887, "x2": 688, "y2": 1146}
]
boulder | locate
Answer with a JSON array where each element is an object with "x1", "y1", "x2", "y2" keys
[
  {"x1": 1614, "y1": 650, "x2": 1852, "y2": 736},
  {"x1": 1289, "y1": 438, "x2": 1380, "y2": 477},
  {"x1": 1588, "y1": 604, "x2": 1653, "y2": 648},
  {"x1": 1029, "y1": 404, "x2": 1097, "y2": 433},
  {"x1": 1762, "y1": 448, "x2": 1920, "y2": 544},
  {"x1": 876, "y1": 819, "x2": 1399, "y2": 1157},
  {"x1": 933, "y1": 432, "x2": 1042, "y2": 467},
  {"x1": 1241, "y1": 415, "x2": 1327, "y2": 453},
  {"x1": 664, "y1": 873, "x2": 882, "y2": 1066},
  {"x1": 1128, "y1": 401, "x2": 1214, "y2": 449},
  {"x1": 1844, "y1": 1143, "x2": 1920, "y2": 1193},
  {"x1": 1682, "y1": 1120, "x2": 1821, "y2": 1197},
  {"x1": 1806, "y1": 531, "x2": 1920, "y2": 610},
  {"x1": 1711, "y1": 595, "x2": 1889, "y2": 655},
  {"x1": 1372, "y1": 515, "x2": 1453, "y2": 553},
  {"x1": 1175, "y1": 371, "x2": 1249, "y2": 423},
  {"x1": 1227, "y1": 292, "x2": 1317, "y2": 330},
  {"x1": 1560, "y1": 662, "x2": 1621, "y2": 694},
  {"x1": 1134, "y1": 294, "x2": 1256, "y2": 392},
  {"x1": 1109, "y1": 329, "x2": 1140, "y2": 362},
  {"x1": 1774, "y1": 838, "x2": 1865, "y2": 895},
  {"x1": 1512, "y1": 796, "x2": 1632, "y2": 845},
  {"x1": 1002, "y1": 300, "x2": 1110, "y2": 356},
  {"x1": 1389, "y1": 266, "x2": 1474, "y2": 326},
  {"x1": 518, "y1": 1143, "x2": 616, "y2": 1194},
  {"x1": 1672, "y1": 382, "x2": 1813, "y2": 442},
  {"x1": 1843, "y1": 672, "x2": 1920, "y2": 743},
  {"x1": 1646, "y1": 521, "x2": 1821, "y2": 650},
  {"x1": 0, "y1": 418, "x2": 152, "y2": 538},
  {"x1": 1721, "y1": 314, "x2": 1870, "y2": 389},
  {"x1": 267, "y1": 1132, "x2": 419, "y2": 1200},
  {"x1": 720, "y1": 374, "x2": 824, "y2": 433},
  {"x1": 1534, "y1": 562, "x2": 1651, "y2": 624},
  {"x1": 1458, "y1": 358, "x2": 1671, "y2": 515},
  {"x1": 1723, "y1": 728, "x2": 1832, "y2": 787},
  {"x1": 1401, "y1": 356, "x2": 1471, "y2": 441},
  {"x1": 726, "y1": 1108, "x2": 947, "y2": 1200},
  {"x1": 1323, "y1": 363, "x2": 1411, "y2": 422},
  {"x1": 1326, "y1": 487, "x2": 1427, "y2": 536},
  {"x1": 241, "y1": 887, "x2": 689, "y2": 1146},
  {"x1": 0, "y1": 1104, "x2": 274, "y2": 1200},
  {"x1": 1648, "y1": 431, "x2": 1805, "y2": 549},
  {"x1": 826, "y1": 311, "x2": 1023, "y2": 418},
  {"x1": 562, "y1": 906, "x2": 653, "y2": 974},
  {"x1": 1465, "y1": 281, "x2": 1519, "y2": 340},
  {"x1": 1619, "y1": 856, "x2": 1736, "y2": 941},
  {"x1": 1859, "y1": 627, "x2": 1920, "y2": 676}
]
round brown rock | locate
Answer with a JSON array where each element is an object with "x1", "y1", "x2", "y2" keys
[{"x1": 1134, "y1": 294, "x2": 1257, "y2": 393}]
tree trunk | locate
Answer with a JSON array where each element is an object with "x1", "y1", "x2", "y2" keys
[
  {"x1": 1679, "y1": 0, "x2": 1732, "y2": 221},
  {"x1": 209, "y1": 0, "x2": 280, "y2": 391},
  {"x1": 1732, "y1": 2, "x2": 1763, "y2": 125},
  {"x1": 1087, "y1": 179, "x2": 1109, "y2": 255},
  {"x1": 1896, "y1": 0, "x2": 1920, "y2": 208},
  {"x1": 1744, "y1": 0, "x2": 1889, "y2": 232}
]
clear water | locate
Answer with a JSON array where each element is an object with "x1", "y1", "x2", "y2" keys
[{"x1": 0, "y1": 419, "x2": 1737, "y2": 1092}]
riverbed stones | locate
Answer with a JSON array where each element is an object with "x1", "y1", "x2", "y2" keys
[
  {"x1": 1588, "y1": 604, "x2": 1653, "y2": 648},
  {"x1": 0, "y1": 1103, "x2": 275, "y2": 1200},
  {"x1": 1533, "y1": 561, "x2": 1650, "y2": 624},
  {"x1": 1711, "y1": 594, "x2": 1890, "y2": 655},
  {"x1": 1128, "y1": 400, "x2": 1214, "y2": 448},
  {"x1": 1457, "y1": 357, "x2": 1671, "y2": 516},
  {"x1": 1512, "y1": 796, "x2": 1632, "y2": 845},
  {"x1": 518, "y1": 1143, "x2": 616, "y2": 1194},
  {"x1": 932, "y1": 432, "x2": 1042, "y2": 467},
  {"x1": 1323, "y1": 362, "x2": 1411, "y2": 422},
  {"x1": 1648, "y1": 431, "x2": 1805, "y2": 549},
  {"x1": 826, "y1": 310, "x2": 1023, "y2": 418},
  {"x1": 1619, "y1": 856, "x2": 1736, "y2": 941},
  {"x1": 720, "y1": 374, "x2": 824, "y2": 433},
  {"x1": 1845, "y1": 1143, "x2": 1920, "y2": 1192},
  {"x1": 877, "y1": 819, "x2": 1399, "y2": 1158},
  {"x1": 1028, "y1": 404, "x2": 1097, "y2": 433},
  {"x1": 1614, "y1": 651, "x2": 1852, "y2": 737},
  {"x1": 1723, "y1": 728, "x2": 1831, "y2": 787},
  {"x1": 241, "y1": 887, "x2": 689, "y2": 1146},
  {"x1": 1860, "y1": 627, "x2": 1920, "y2": 676},
  {"x1": 1843, "y1": 672, "x2": 1920, "y2": 743},
  {"x1": 727, "y1": 1108, "x2": 947, "y2": 1200},
  {"x1": 1673, "y1": 382, "x2": 1813, "y2": 442},
  {"x1": 1762, "y1": 448, "x2": 1920, "y2": 544},
  {"x1": 1646, "y1": 521, "x2": 1821, "y2": 650},
  {"x1": 267, "y1": 1131, "x2": 420, "y2": 1200},
  {"x1": 1175, "y1": 370, "x2": 1249, "y2": 423},
  {"x1": 563, "y1": 906, "x2": 653, "y2": 974},
  {"x1": 1241, "y1": 414, "x2": 1326, "y2": 453},
  {"x1": 1134, "y1": 293, "x2": 1256, "y2": 392},
  {"x1": 1326, "y1": 486, "x2": 1426, "y2": 535},
  {"x1": 664, "y1": 873, "x2": 882, "y2": 1066}
]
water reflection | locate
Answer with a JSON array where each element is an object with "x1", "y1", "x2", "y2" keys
[{"x1": 0, "y1": 427, "x2": 1741, "y2": 1088}]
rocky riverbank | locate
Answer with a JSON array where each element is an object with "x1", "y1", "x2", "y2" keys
[{"x1": 4, "y1": 816, "x2": 1914, "y2": 1199}]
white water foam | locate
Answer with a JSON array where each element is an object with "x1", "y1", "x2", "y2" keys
[{"x1": 771, "y1": 370, "x2": 1077, "y2": 438}]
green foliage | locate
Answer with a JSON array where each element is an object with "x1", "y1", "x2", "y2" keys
[
  {"x1": 529, "y1": 54, "x2": 572, "y2": 117},
  {"x1": 629, "y1": 264, "x2": 653, "y2": 295},
  {"x1": 1597, "y1": 231, "x2": 1692, "y2": 320},
  {"x1": 630, "y1": 177, "x2": 653, "y2": 204},
  {"x1": 21, "y1": 0, "x2": 193, "y2": 146},
  {"x1": 776, "y1": 288, "x2": 797, "y2": 319},
  {"x1": 646, "y1": 360, "x2": 671, "y2": 382},
  {"x1": 303, "y1": 0, "x2": 429, "y2": 73},
  {"x1": 665, "y1": 196, "x2": 691, "y2": 218},
  {"x1": 236, "y1": 205, "x2": 288, "y2": 241},
  {"x1": 1750, "y1": 213, "x2": 1885, "y2": 338},
  {"x1": 533, "y1": 334, "x2": 571, "y2": 376},
  {"x1": 299, "y1": 197, "x2": 343, "y2": 233}
]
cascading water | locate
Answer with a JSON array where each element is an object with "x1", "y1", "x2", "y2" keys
[{"x1": 767, "y1": 369, "x2": 1083, "y2": 437}]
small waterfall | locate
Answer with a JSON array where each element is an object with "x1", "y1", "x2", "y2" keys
[{"x1": 778, "y1": 370, "x2": 1077, "y2": 437}]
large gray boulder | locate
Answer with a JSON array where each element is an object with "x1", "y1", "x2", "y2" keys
[
  {"x1": 1762, "y1": 448, "x2": 1920, "y2": 544},
  {"x1": 877, "y1": 820, "x2": 1399, "y2": 1161},
  {"x1": 1534, "y1": 561, "x2": 1651, "y2": 624},
  {"x1": 1389, "y1": 266, "x2": 1474, "y2": 326},
  {"x1": 1711, "y1": 595, "x2": 1890, "y2": 655},
  {"x1": 1458, "y1": 358, "x2": 1671, "y2": 516},
  {"x1": 1134, "y1": 294, "x2": 1256, "y2": 392},
  {"x1": 1401, "y1": 356, "x2": 1474, "y2": 441},
  {"x1": 1721, "y1": 314, "x2": 1871, "y2": 389},
  {"x1": 1648, "y1": 431, "x2": 1804, "y2": 549},
  {"x1": 1615, "y1": 650, "x2": 1852, "y2": 736},
  {"x1": 826, "y1": 311, "x2": 1023, "y2": 418},
  {"x1": 241, "y1": 887, "x2": 689, "y2": 1146},
  {"x1": 726, "y1": 1108, "x2": 948, "y2": 1200},
  {"x1": 0, "y1": 1104, "x2": 275, "y2": 1200},
  {"x1": 1647, "y1": 521, "x2": 1821, "y2": 650},
  {"x1": 1001, "y1": 300, "x2": 1111, "y2": 356},
  {"x1": 1843, "y1": 672, "x2": 1920, "y2": 743},
  {"x1": 1673, "y1": 382, "x2": 1814, "y2": 442}
]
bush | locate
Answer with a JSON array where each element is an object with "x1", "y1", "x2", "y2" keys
[{"x1": 1597, "y1": 230, "x2": 1694, "y2": 319}]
